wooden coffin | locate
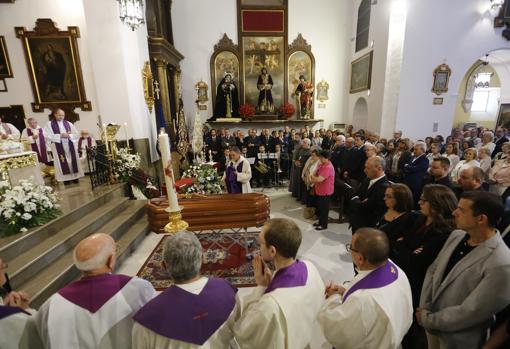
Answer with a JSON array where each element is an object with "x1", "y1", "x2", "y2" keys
[{"x1": 147, "y1": 193, "x2": 270, "y2": 233}]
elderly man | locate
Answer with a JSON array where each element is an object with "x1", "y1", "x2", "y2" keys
[
  {"x1": 234, "y1": 218, "x2": 324, "y2": 348},
  {"x1": 133, "y1": 232, "x2": 240, "y2": 348},
  {"x1": 403, "y1": 141, "x2": 430, "y2": 204},
  {"x1": 349, "y1": 156, "x2": 390, "y2": 233},
  {"x1": 222, "y1": 146, "x2": 252, "y2": 194},
  {"x1": 35, "y1": 234, "x2": 155, "y2": 349},
  {"x1": 418, "y1": 191, "x2": 510, "y2": 349},
  {"x1": 290, "y1": 138, "x2": 311, "y2": 199},
  {"x1": 78, "y1": 130, "x2": 96, "y2": 174},
  {"x1": 44, "y1": 108, "x2": 84, "y2": 185},
  {"x1": 393, "y1": 130, "x2": 403, "y2": 145},
  {"x1": 0, "y1": 114, "x2": 20, "y2": 139},
  {"x1": 21, "y1": 117, "x2": 50, "y2": 164},
  {"x1": 318, "y1": 228, "x2": 413, "y2": 348},
  {"x1": 493, "y1": 126, "x2": 509, "y2": 158},
  {"x1": 0, "y1": 257, "x2": 42, "y2": 349}
]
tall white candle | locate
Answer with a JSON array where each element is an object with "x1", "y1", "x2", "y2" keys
[
  {"x1": 102, "y1": 123, "x2": 110, "y2": 153},
  {"x1": 123, "y1": 122, "x2": 129, "y2": 148},
  {"x1": 158, "y1": 131, "x2": 180, "y2": 212}
]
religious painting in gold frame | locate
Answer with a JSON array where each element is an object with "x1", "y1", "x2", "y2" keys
[
  {"x1": 195, "y1": 80, "x2": 208, "y2": 103},
  {"x1": 210, "y1": 34, "x2": 241, "y2": 106},
  {"x1": 142, "y1": 61, "x2": 155, "y2": 113},
  {"x1": 242, "y1": 36, "x2": 284, "y2": 108},
  {"x1": 432, "y1": 63, "x2": 451, "y2": 95},
  {"x1": 0, "y1": 36, "x2": 13, "y2": 78},
  {"x1": 316, "y1": 79, "x2": 329, "y2": 102},
  {"x1": 350, "y1": 51, "x2": 373, "y2": 94},
  {"x1": 15, "y1": 19, "x2": 91, "y2": 119}
]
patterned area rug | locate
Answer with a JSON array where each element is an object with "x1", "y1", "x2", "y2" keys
[{"x1": 137, "y1": 232, "x2": 260, "y2": 290}]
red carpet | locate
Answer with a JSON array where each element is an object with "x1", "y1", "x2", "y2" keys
[{"x1": 137, "y1": 232, "x2": 260, "y2": 290}]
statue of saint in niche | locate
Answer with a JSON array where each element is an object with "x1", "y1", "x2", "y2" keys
[
  {"x1": 295, "y1": 75, "x2": 314, "y2": 119},
  {"x1": 257, "y1": 67, "x2": 274, "y2": 113},
  {"x1": 211, "y1": 73, "x2": 239, "y2": 120}
]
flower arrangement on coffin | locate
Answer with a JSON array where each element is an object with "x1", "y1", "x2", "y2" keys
[
  {"x1": 114, "y1": 148, "x2": 160, "y2": 199},
  {"x1": 0, "y1": 180, "x2": 61, "y2": 237},
  {"x1": 279, "y1": 103, "x2": 296, "y2": 119},
  {"x1": 238, "y1": 103, "x2": 256, "y2": 119},
  {"x1": 181, "y1": 163, "x2": 223, "y2": 194}
]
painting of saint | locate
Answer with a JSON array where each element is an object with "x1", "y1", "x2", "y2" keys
[
  {"x1": 0, "y1": 36, "x2": 13, "y2": 78},
  {"x1": 257, "y1": 67, "x2": 274, "y2": 113}
]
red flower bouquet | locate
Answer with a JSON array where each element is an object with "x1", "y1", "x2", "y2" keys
[
  {"x1": 239, "y1": 104, "x2": 255, "y2": 119},
  {"x1": 279, "y1": 103, "x2": 296, "y2": 119}
]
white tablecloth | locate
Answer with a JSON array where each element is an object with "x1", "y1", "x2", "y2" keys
[{"x1": 0, "y1": 151, "x2": 44, "y2": 186}]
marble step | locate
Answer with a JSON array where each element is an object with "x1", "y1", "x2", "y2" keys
[
  {"x1": 0, "y1": 183, "x2": 126, "y2": 263},
  {"x1": 8, "y1": 197, "x2": 130, "y2": 290},
  {"x1": 24, "y1": 200, "x2": 149, "y2": 309}
]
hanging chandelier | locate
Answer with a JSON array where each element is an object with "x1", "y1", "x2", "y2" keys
[
  {"x1": 490, "y1": 0, "x2": 505, "y2": 10},
  {"x1": 117, "y1": 0, "x2": 145, "y2": 31}
]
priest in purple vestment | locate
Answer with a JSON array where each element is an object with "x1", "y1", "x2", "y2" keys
[
  {"x1": 318, "y1": 228, "x2": 413, "y2": 349},
  {"x1": 234, "y1": 218, "x2": 325, "y2": 349},
  {"x1": 21, "y1": 118, "x2": 50, "y2": 165},
  {"x1": 34, "y1": 234, "x2": 156, "y2": 349},
  {"x1": 132, "y1": 232, "x2": 241, "y2": 349}
]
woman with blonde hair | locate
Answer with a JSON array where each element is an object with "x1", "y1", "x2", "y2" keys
[
  {"x1": 451, "y1": 147, "x2": 480, "y2": 183},
  {"x1": 444, "y1": 142, "x2": 460, "y2": 174},
  {"x1": 301, "y1": 146, "x2": 321, "y2": 218}
]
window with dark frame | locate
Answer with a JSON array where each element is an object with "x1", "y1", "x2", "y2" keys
[{"x1": 355, "y1": 0, "x2": 371, "y2": 53}]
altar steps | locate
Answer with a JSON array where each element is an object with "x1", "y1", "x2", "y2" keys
[{"x1": 0, "y1": 183, "x2": 150, "y2": 309}]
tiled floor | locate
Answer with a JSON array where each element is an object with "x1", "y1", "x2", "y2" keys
[{"x1": 117, "y1": 189, "x2": 355, "y2": 349}]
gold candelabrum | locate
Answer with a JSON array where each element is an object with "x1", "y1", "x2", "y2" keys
[
  {"x1": 101, "y1": 124, "x2": 124, "y2": 185},
  {"x1": 164, "y1": 208, "x2": 189, "y2": 234}
]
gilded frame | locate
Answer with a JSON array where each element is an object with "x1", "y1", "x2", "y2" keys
[
  {"x1": 432, "y1": 63, "x2": 452, "y2": 95},
  {"x1": 350, "y1": 51, "x2": 373, "y2": 94},
  {"x1": 195, "y1": 80, "x2": 208, "y2": 104},
  {"x1": 210, "y1": 34, "x2": 241, "y2": 106},
  {"x1": 316, "y1": 79, "x2": 329, "y2": 102},
  {"x1": 287, "y1": 34, "x2": 315, "y2": 118},
  {"x1": 142, "y1": 61, "x2": 155, "y2": 113},
  {"x1": 15, "y1": 19, "x2": 91, "y2": 122},
  {"x1": 0, "y1": 36, "x2": 13, "y2": 78}
]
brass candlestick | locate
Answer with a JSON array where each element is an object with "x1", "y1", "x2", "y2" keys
[{"x1": 163, "y1": 206, "x2": 189, "y2": 234}]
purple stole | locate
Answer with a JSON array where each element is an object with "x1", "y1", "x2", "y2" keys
[
  {"x1": 0, "y1": 305, "x2": 30, "y2": 320},
  {"x1": 1, "y1": 123, "x2": 11, "y2": 135},
  {"x1": 26, "y1": 128, "x2": 49, "y2": 163},
  {"x1": 342, "y1": 261, "x2": 399, "y2": 302},
  {"x1": 58, "y1": 274, "x2": 132, "y2": 313},
  {"x1": 225, "y1": 161, "x2": 244, "y2": 194},
  {"x1": 133, "y1": 278, "x2": 237, "y2": 345},
  {"x1": 50, "y1": 120, "x2": 78, "y2": 175},
  {"x1": 265, "y1": 260, "x2": 308, "y2": 294},
  {"x1": 78, "y1": 136, "x2": 92, "y2": 157}
]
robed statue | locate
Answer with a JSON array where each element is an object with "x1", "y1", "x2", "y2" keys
[
  {"x1": 295, "y1": 75, "x2": 314, "y2": 119},
  {"x1": 257, "y1": 67, "x2": 274, "y2": 113},
  {"x1": 212, "y1": 73, "x2": 240, "y2": 120}
]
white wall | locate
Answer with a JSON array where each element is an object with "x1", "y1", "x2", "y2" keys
[
  {"x1": 395, "y1": 0, "x2": 508, "y2": 139},
  {"x1": 172, "y1": 0, "x2": 353, "y2": 129},
  {"x1": 0, "y1": 0, "x2": 156, "y2": 149}
]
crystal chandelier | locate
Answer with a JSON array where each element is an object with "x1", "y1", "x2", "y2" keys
[
  {"x1": 117, "y1": 0, "x2": 145, "y2": 31},
  {"x1": 490, "y1": 0, "x2": 505, "y2": 10}
]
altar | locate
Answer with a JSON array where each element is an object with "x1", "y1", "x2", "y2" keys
[{"x1": 0, "y1": 151, "x2": 44, "y2": 187}]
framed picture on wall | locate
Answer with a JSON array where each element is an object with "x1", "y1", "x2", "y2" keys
[
  {"x1": 432, "y1": 63, "x2": 451, "y2": 95},
  {"x1": 496, "y1": 103, "x2": 510, "y2": 129},
  {"x1": 15, "y1": 18, "x2": 91, "y2": 120},
  {"x1": 0, "y1": 36, "x2": 13, "y2": 79},
  {"x1": 350, "y1": 51, "x2": 373, "y2": 94}
]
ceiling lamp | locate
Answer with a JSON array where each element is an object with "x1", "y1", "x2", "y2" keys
[
  {"x1": 491, "y1": 0, "x2": 505, "y2": 10},
  {"x1": 117, "y1": 0, "x2": 145, "y2": 31}
]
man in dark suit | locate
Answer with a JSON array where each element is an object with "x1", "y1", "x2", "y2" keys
[
  {"x1": 422, "y1": 157, "x2": 452, "y2": 189},
  {"x1": 221, "y1": 128, "x2": 236, "y2": 150},
  {"x1": 349, "y1": 156, "x2": 390, "y2": 233},
  {"x1": 345, "y1": 135, "x2": 367, "y2": 185},
  {"x1": 492, "y1": 126, "x2": 509, "y2": 158},
  {"x1": 403, "y1": 141, "x2": 429, "y2": 205},
  {"x1": 205, "y1": 129, "x2": 222, "y2": 162},
  {"x1": 244, "y1": 129, "x2": 260, "y2": 158}
]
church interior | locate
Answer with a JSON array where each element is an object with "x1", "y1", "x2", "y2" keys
[{"x1": 2, "y1": 0, "x2": 510, "y2": 348}]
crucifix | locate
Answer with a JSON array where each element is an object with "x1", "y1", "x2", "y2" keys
[{"x1": 154, "y1": 80, "x2": 161, "y2": 100}]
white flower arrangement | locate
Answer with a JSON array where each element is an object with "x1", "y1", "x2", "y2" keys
[
  {"x1": 0, "y1": 179, "x2": 61, "y2": 237},
  {"x1": 181, "y1": 163, "x2": 222, "y2": 195},
  {"x1": 114, "y1": 148, "x2": 141, "y2": 181}
]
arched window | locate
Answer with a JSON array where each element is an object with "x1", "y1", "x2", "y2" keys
[{"x1": 355, "y1": 0, "x2": 371, "y2": 52}]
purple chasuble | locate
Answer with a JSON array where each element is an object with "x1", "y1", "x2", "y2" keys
[
  {"x1": 342, "y1": 261, "x2": 399, "y2": 302},
  {"x1": 225, "y1": 161, "x2": 244, "y2": 194},
  {"x1": 0, "y1": 305, "x2": 30, "y2": 320},
  {"x1": 133, "y1": 278, "x2": 237, "y2": 345},
  {"x1": 265, "y1": 260, "x2": 308, "y2": 294},
  {"x1": 78, "y1": 136, "x2": 93, "y2": 157},
  {"x1": 27, "y1": 128, "x2": 49, "y2": 163},
  {"x1": 50, "y1": 120, "x2": 79, "y2": 175},
  {"x1": 58, "y1": 274, "x2": 132, "y2": 313}
]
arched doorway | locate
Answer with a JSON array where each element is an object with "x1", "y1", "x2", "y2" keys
[{"x1": 353, "y1": 97, "x2": 368, "y2": 131}]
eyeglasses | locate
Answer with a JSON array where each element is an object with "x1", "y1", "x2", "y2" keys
[{"x1": 346, "y1": 243, "x2": 359, "y2": 253}]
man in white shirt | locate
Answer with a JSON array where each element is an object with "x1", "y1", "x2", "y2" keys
[
  {"x1": 44, "y1": 108, "x2": 84, "y2": 184},
  {"x1": 0, "y1": 114, "x2": 20, "y2": 139},
  {"x1": 234, "y1": 218, "x2": 325, "y2": 349},
  {"x1": 34, "y1": 234, "x2": 156, "y2": 349},
  {"x1": 318, "y1": 228, "x2": 413, "y2": 349},
  {"x1": 21, "y1": 118, "x2": 50, "y2": 164},
  {"x1": 132, "y1": 232, "x2": 241, "y2": 348}
]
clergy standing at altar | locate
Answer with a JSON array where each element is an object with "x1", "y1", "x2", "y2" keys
[
  {"x1": 44, "y1": 108, "x2": 84, "y2": 184},
  {"x1": 234, "y1": 218, "x2": 324, "y2": 349},
  {"x1": 0, "y1": 115, "x2": 20, "y2": 139},
  {"x1": 78, "y1": 130, "x2": 96, "y2": 173},
  {"x1": 21, "y1": 118, "x2": 50, "y2": 165},
  {"x1": 35, "y1": 233, "x2": 156, "y2": 349},
  {"x1": 318, "y1": 228, "x2": 413, "y2": 349},
  {"x1": 222, "y1": 146, "x2": 252, "y2": 193}
]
